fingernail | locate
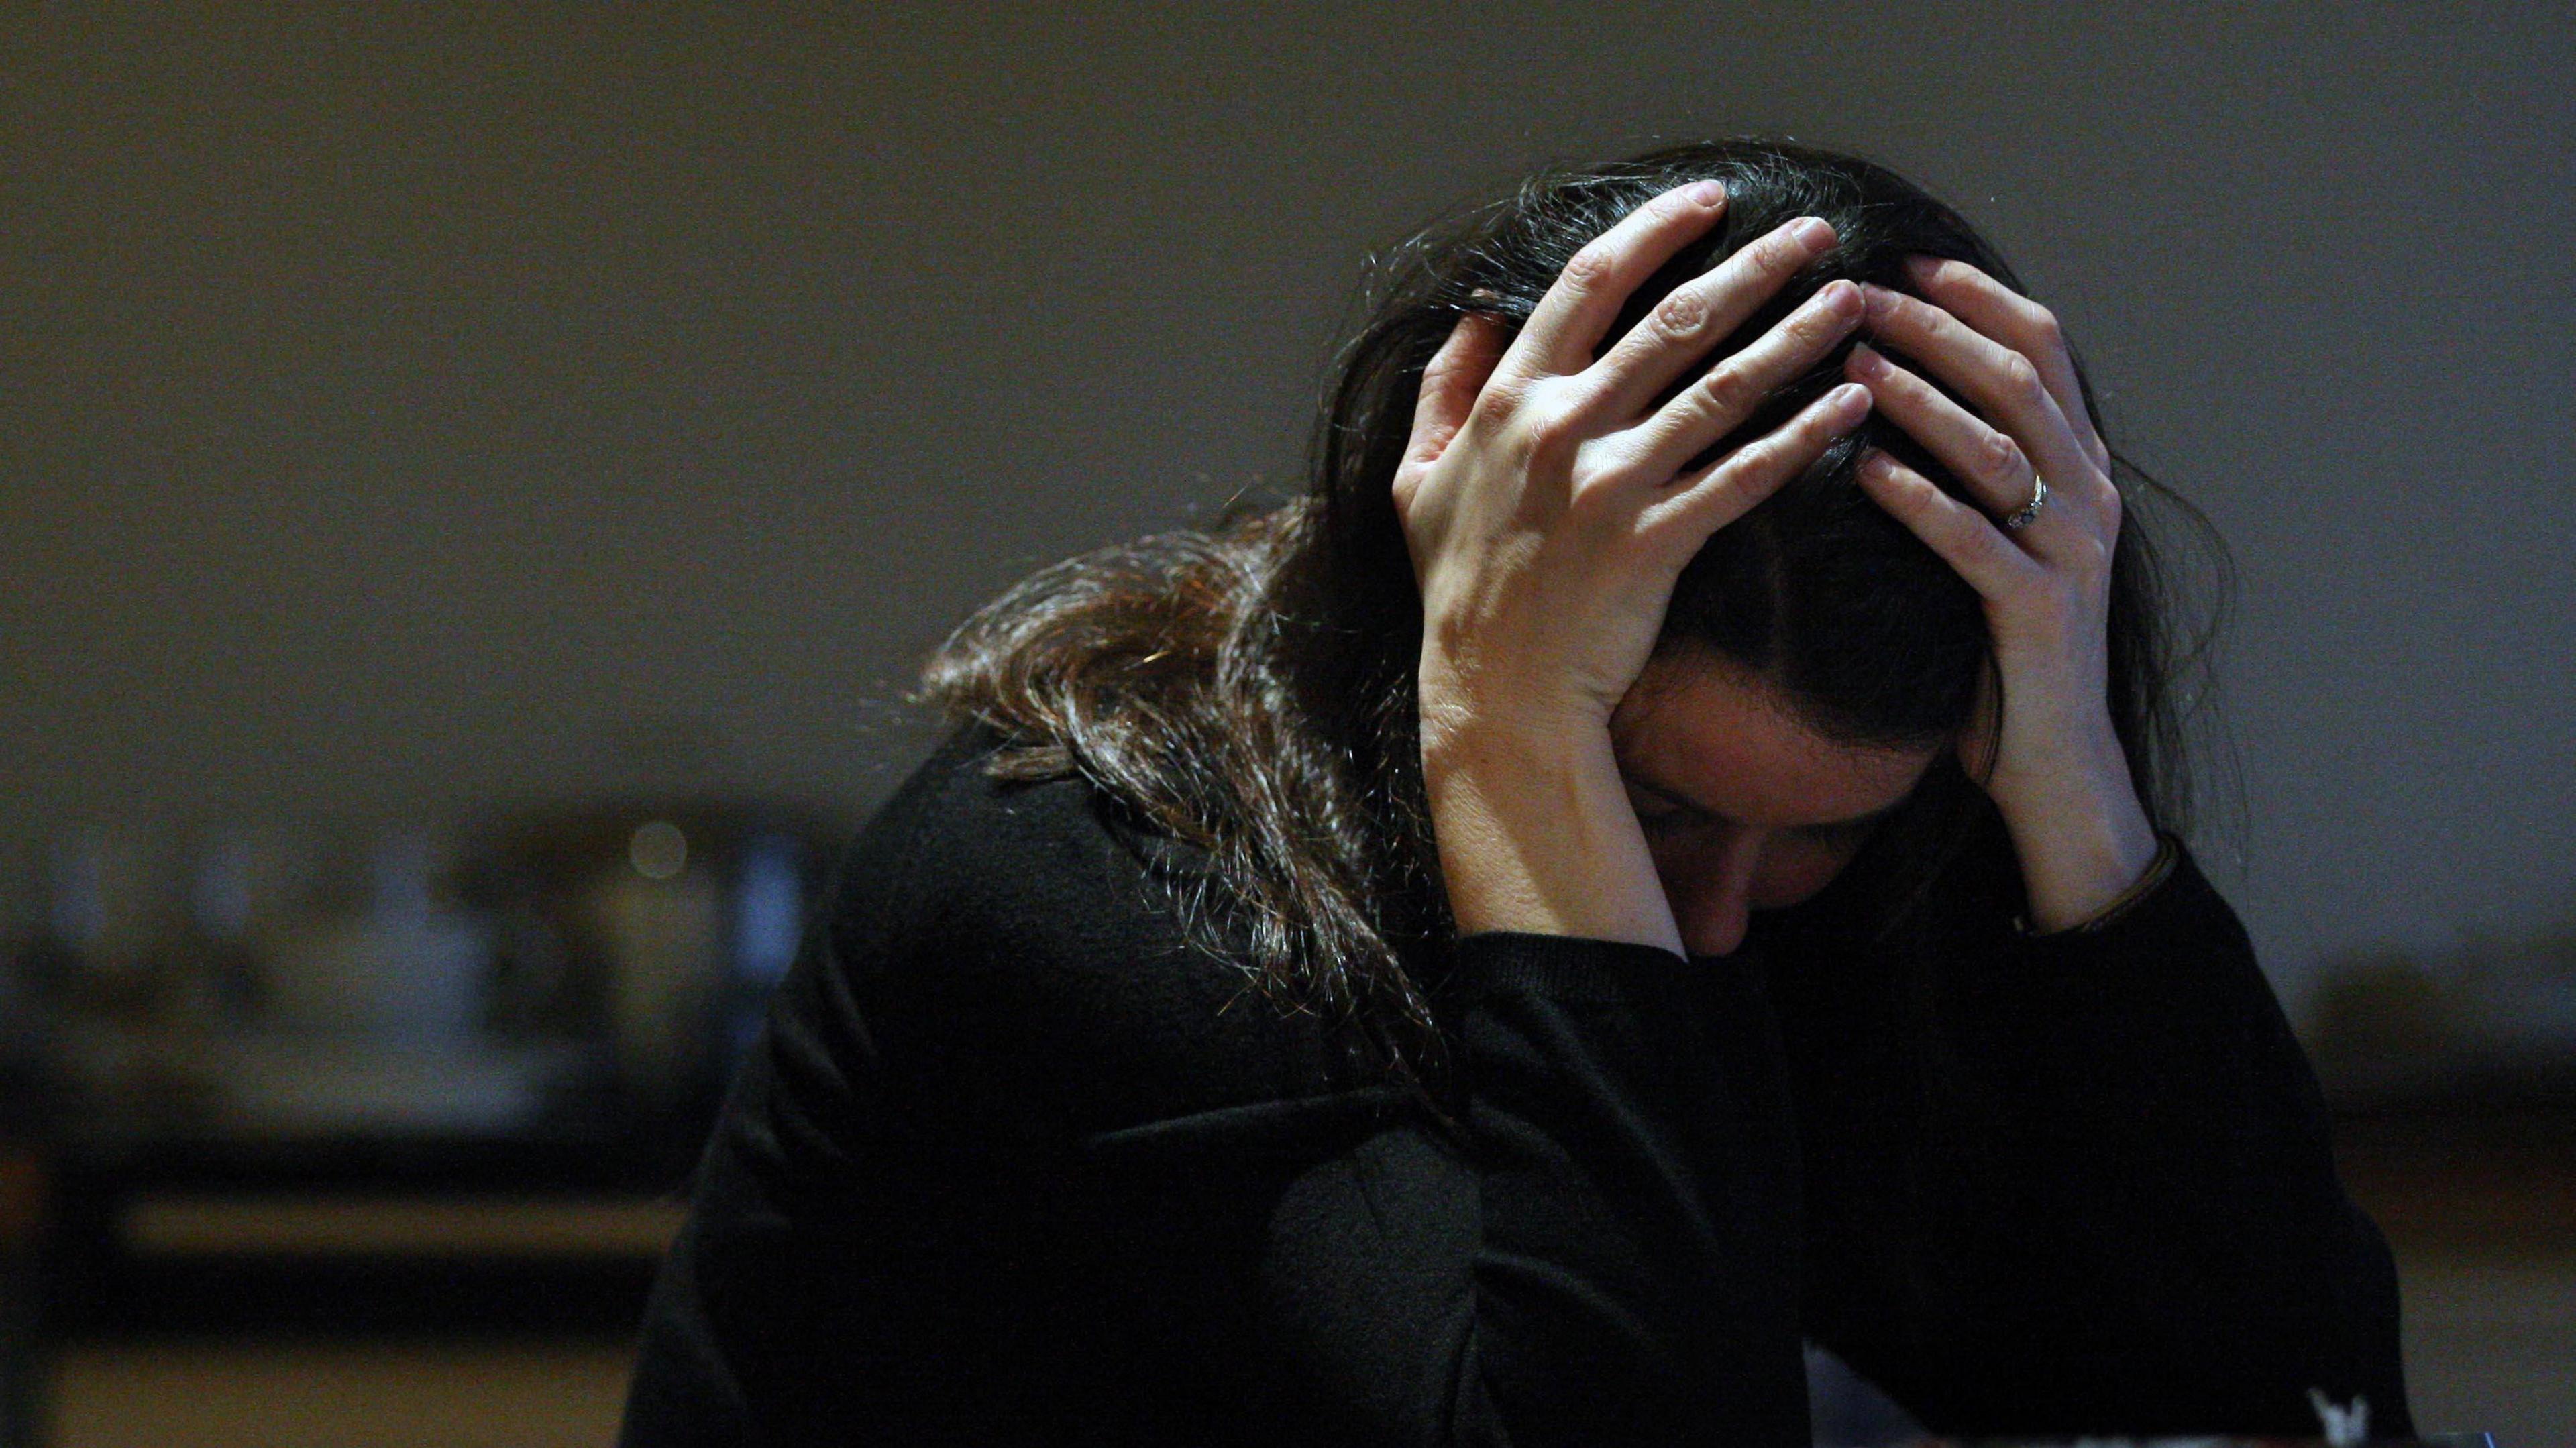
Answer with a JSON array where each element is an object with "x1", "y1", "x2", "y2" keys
[
  {"x1": 1819, "y1": 279, "x2": 1862, "y2": 314},
  {"x1": 1902, "y1": 254, "x2": 1944, "y2": 283},
  {"x1": 1856, "y1": 447, "x2": 1896, "y2": 481},
  {"x1": 1829, "y1": 382, "x2": 1871, "y2": 416},
  {"x1": 1846, "y1": 342, "x2": 1886, "y2": 376},
  {"x1": 1859, "y1": 283, "x2": 1898, "y2": 320},
  {"x1": 1690, "y1": 180, "x2": 1727, "y2": 207},
  {"x1": 1792, "y1": 216, "x2": 1835, "y2": 249}
]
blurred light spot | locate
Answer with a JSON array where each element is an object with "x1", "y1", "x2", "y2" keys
[
  {"x1": 733, "y1": 834, "x2": 802, "y2": 988},
  {"x1": 629, "y1": 821, "x2": 688, "y2": 881}
]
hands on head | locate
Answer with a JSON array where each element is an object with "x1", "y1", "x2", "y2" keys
[{"x1": 1399, "y1": 179, "x2": 2157, "y2": 954}]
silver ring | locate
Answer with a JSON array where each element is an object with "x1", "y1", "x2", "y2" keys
[{"x1": 2004, "y1": 472, "x2": 2049, "y2": 531}]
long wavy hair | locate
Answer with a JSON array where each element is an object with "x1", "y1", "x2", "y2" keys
[{"x1": 918, "y1": 138, "x2": 2228, "y2": 1105}]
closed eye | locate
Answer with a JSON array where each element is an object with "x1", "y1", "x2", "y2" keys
[
  {"x1": 1623, "y1": 778, "x2": 1904, "y2": 842},
  {"x1": 1798, "y1": 814, "x2": 1888, "y2": 846},
  {"x1": 1801, "y1": 796, "x2": 1914, "y2": 848},
  {"x1": 1623, "y1": 781, "x2": 1699, "y2": 832}
]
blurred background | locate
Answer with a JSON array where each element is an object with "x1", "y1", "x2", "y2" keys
[{"x1": 2, "y1": 4, "x2": 2569, "y2": 1445}]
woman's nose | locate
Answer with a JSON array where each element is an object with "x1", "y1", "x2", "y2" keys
[{"x1": 1679, "y1": 828, "x2": 1765, "y2": 958}]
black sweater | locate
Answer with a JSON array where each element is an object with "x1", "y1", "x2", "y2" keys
[{"x1": 620, "y1": 724, "x2": 2412, "y2": 1445}]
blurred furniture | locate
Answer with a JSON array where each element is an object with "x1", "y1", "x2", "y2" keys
[
  {"x1": 1, "y1": 799, "x2": 839, "y2": 1445},
  {"x1": 2335, "y1": 1093, "x2": 2576, "y2": 1447},
  {"x1": 1, "y1": 1138, "x2": 43, "y2": 1448}
]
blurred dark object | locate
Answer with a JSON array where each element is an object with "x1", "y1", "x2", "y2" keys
[
  {"x1": 451, "y1": 798, "x2": 830, "y2": 1132},
  {"x1": 1, "y1": 1095, "x2": 46, "y2": 1448},
  {"x1": 0, "y1": 796, "x2": 839, "y2": 1443},
  {"x1": 2308, "y1": 918, "x2": 2576, "y2": 1111},
  {"x1": 7, "y1": 797, "x2": 833, "y2": 1154},
  {"x1": 42, "y1": 1136, "x2": 685, "y2": 1339},
  {"x1": 1, "y1": 852, "x2": 53, "y2": 1448},
  {"x1": 2334, "y1": 1097, "x2": 2576, "y2": 1262},
  {"x1": 2308, "y1": 916, "x2": 2576, "y2": 1274}
]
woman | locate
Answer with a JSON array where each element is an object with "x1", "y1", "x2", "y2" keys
[{"x1": 621, "y1": 140, "x2": 2412, "y2": 1445}]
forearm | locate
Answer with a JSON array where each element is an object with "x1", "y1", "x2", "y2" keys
[
  {"x1": 1419, "y1": 702, "x2": 1682, "y2": 956},
  {"x1": 1986, "y1": 700, "x2": 2162, "y2": 934}
]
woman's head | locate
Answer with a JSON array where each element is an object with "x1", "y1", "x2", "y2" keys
[
  {"x1": 926, "y1": 137, "x2": 2222, "y2": 1093},
  {"x1": 1303, "y1": 139, "x2": 2210, "y2": 931},
  {"x1": 1327, "y1": 141, "x2": 2067, "y2": 756}
]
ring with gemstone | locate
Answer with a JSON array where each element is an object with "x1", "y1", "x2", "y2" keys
[{"x1": 2004, "y1": 473, "x2": 2049, "y2": 531}]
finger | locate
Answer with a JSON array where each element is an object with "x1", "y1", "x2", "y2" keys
[
  {"x1": 1856, "y1": 283, "x2": 2102, "y2": 505},
  {"x1": 1646, "y1": 380, "x2": 1872, "y2": 544},
  {"x1": 1499, "y1": 180, "x2": 1730, "y2": 383},
  {"x1": 1403, "y1": 311, "x2": 1507, "y2": 470},
  {"x1": 1854, "y1": 447, "x2": 2040, "y2": 602},
  {"x1": 1623, "y1": 279, "x2": 1863, "y2": 480},
  {"x1": 1904, "y1": 256, "x2": 2110, "y2": 471},
  {"x1": 1845, "y1": 342, "x2": 2080, "y2": 559},
  {"x1": 1585, "y1": 215, "x2": 1842, "y2": 423}
]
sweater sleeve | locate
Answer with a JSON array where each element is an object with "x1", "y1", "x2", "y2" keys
[
  {"x1": 1806, "y1": 842, "x2": 2414, "y2": 1441},
  {"x1": 1252, "y1": 930, "x2": 1811, "y2": 1445},
  {"x1": 620, "y1": 730, "x2": 1821, "y2": 1446}
]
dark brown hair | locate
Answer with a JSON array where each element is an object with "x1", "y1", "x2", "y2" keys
[{"x1": 918, "y1": 138, "x2": 2227, "y2": 1101}]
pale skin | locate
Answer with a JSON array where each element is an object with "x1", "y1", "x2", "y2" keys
[{"x1": 1394, "y1": 180, "x2": 2158, "y2": 959}]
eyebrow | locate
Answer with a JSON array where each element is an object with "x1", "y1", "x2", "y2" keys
[{"x1": 1625, "y1": 775, "x2": 1911, "y2": 832}]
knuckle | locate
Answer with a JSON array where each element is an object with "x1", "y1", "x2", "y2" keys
[
  {"x1": 1695, "y1": 361, "x2": 1756, "y2": 419},
  {"x1": 1560, "y1": 241, "x2": 1617, "y2": 289},
  {"x1": 1652, "y1": 188, "x2": 1703, "y2": 223},
  {"x1": 1467, "y1": 375, "x2": 1523, "y2": 427},
  {"x1": 1759, "y1": 230, "x2": 1808, "y2": 272},
  {"x1": 1790, "y1": 298, "x2": 1851, "y2": 349},
  {"x1": 1721, "y1": 433, "x2": 1783, "y2": 482},
  {"x1": 1580, "y1": 444, "x2": 1651, "y2": 494},
  {"x1": 1647, "y1": 287, "x2": 1710, "y2": 343},
  {"x1": 1519, "y1": 398, "x2": 1584, "y2": 453},
  {"x1": 2000, "y1": 353, "x2": 2047, "y2": 408},
  {"x1": 1390, "y1": 469, "x2": 1427, "y2": 521},
  {"x1": 1980, "y1": 431, "x2": 2027, "y2": 485}
]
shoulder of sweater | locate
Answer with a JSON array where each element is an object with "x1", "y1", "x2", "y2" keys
[{"x1": 801, "y1": 718, "x2": 1335, "y2": 1139}]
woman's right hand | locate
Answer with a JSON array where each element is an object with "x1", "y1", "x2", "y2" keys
[{"x1": 1394, "y1": 181, "x2": 1872, "y2": 952}]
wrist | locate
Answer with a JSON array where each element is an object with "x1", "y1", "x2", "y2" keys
[
  {"x1": 2017, "y1": 832, "x2": 2180, "y2": 938},
  {"x1": 1419, "y1": 713, "x2": 1681, "y2": 956},
  {"x1": 1416, "y1": 655, "x2": 1613, "y2": 770},
  {"x1": 1998, "y1": 777, "x2": 2161, "y2": 934}
]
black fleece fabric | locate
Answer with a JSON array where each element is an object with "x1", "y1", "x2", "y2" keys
[{"x1": 620, "y1": 723, "x2": 2411, "y2": 1446}]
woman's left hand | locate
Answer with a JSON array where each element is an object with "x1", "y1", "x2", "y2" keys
[{"x1": 1844, "y1": 257, "x2": 2160, "y2": 932}]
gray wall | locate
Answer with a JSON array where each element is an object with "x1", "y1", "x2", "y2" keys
[{"x1": 5, "y1": 5, "x2": 2571, "y2": 1019}]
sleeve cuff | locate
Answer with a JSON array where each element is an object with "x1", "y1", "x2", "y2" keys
[
  {"x1": 2010, "y1": 830, "x2": 2184, "y2": 940},
  {"x1": 1445, "y1": 930, "x2": 1693, "y2": 1005},
  {"x1": 1996, "y1": 836, "x2": 2256, "y2": 985}
]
